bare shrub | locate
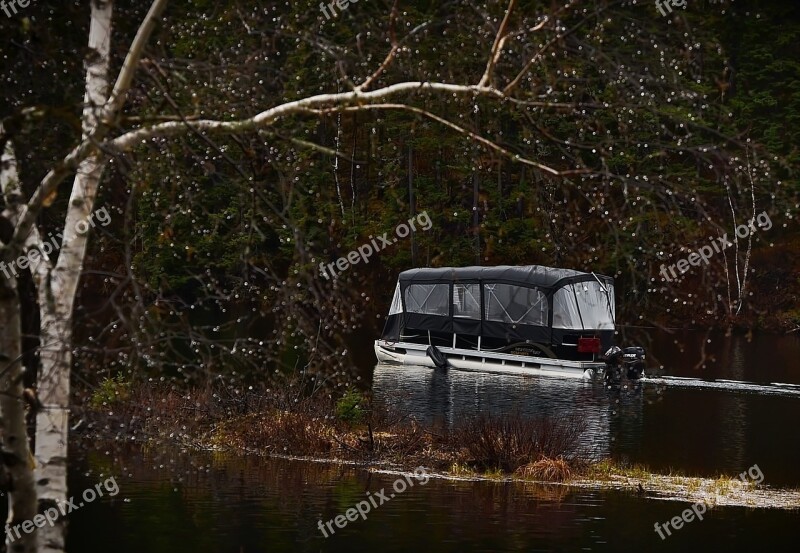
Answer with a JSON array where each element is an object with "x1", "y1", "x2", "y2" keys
[
  {"x1": 450, "y1": 411, "x2": 587, "y2": 473},
  {"x1": 244, "y1": 411, "x2": 335, "y2": 455}
]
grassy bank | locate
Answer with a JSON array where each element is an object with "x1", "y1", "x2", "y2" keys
[{"x1": 78, "y1": 380, "x2": 800, "y2": 509}]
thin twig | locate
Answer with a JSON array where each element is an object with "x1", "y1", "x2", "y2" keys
[{"x1": 478, "y1": 0, "x2": 517, "y2": 88}]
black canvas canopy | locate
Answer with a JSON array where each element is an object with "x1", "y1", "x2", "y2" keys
[
  {"x1": 380, "y1": 264, "x2": 615, "y2": 346},
  {"x1": 397, "y1": 265, "x2": 610, "y2": 293}
]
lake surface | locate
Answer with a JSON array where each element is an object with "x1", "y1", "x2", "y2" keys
[
  {"x1": 68, "y1": 449, "x2": 799, "y2": 553},
  {"x1": 67, "y1": 331, "x2": 800, "y2": 552}
]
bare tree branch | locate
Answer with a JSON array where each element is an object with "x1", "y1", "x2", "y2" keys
[
  {"x1": 356, "y1": 0, "x2": 400, "y2": 92},
  {"x1": 108, "y1": 82, "x2": 502, "y2": 150},
  {"x1": 478, "y1": 0, "x2": 516, "y2": 88},
  {"x1": 310, "y1": 103, "x2": 591, "y2": 177},
  {"x1": 103, "y1": 0, "x2": 170, "y2": 124},
  {"x1": 503, "y1": 0, "x2": 584, "y2": 95}
]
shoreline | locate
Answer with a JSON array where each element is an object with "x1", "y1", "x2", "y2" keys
[
  {"x1": 105, "y1": 436, "x2": 800, "y2": 511},
  {"x1": 78, "y1": 382, "x2": 800, "y2": 511}
]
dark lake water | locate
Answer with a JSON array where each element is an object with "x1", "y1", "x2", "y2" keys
[
  {"x1": 68, "y1": 449, "x2": 799, "y2": 553},
  {"x1": 67, "y1": 330, "x2": 800, "y2": 552},
  {"x1": 372, "y1": 330, "x2": 800, "y2": 487}
]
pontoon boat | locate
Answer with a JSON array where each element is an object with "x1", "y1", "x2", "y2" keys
[{"x1": 374, "y1": 265, "x2": 645, "y2": 380}]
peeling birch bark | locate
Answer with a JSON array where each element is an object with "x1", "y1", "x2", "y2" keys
[{"x1": 33, "y1": 2, "x2": 113, "y2": 553}]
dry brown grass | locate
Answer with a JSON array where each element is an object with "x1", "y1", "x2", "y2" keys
[
  {"x1": 212, "y1": 410, "x2": 337, "y2": 455},
  {"x1": 516, "y1": 457, "x2": 573, "y2": 482}
]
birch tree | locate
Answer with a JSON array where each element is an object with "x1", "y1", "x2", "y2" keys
[
  {"x1": 31, "y1": 1, "x2": 114, "y2": 551},
  {"x1": 2, "y1": 2, "x2": 169, "y2": 551},
  {"x1": 1, "y1": 130, "x2": 38, "y2": 553}
]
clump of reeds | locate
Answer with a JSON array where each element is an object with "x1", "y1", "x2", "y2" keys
[{"x1": 516, "y1": 456, "x2": 572, "y2": 482}]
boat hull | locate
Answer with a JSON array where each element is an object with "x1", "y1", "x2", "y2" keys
[{"x1": 374, "y1": 339, "x2": 604, "y2": 380}]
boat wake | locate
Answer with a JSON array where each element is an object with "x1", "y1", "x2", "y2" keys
[{"x1": 640, "y1": 375, "x2": 800, "y2": 397}]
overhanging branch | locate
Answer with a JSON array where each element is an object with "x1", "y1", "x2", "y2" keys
[{"x1": 309, "y1": 103, "x2": 591, "y2": 177}]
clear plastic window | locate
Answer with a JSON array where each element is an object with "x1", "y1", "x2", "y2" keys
[
  {"x1": 484, "y1": 283, "x2": 548, "y2": 326},
  {"x1": 552, "y1": 281, "x2": 615, "y2": 329},
  {"x1": 404, "y1": 284, "x2": 450, "y2": 316},
  {"x1": 576, "y1": 281, "x2": 615, "y2": 329},
  {"x1": 388, "y1": 283, "x2": 403, "y2": 315},
  {"x1": 453, "y1": 283, "x2": 481, "y2": 319}
]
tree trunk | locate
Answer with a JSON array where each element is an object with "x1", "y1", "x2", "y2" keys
[
  {"x1": 1, "y1": 136, "x2": 38, "y2": 553},
  {"x1": 32, "y1": 315, "x2": 71, "y2": 553},
  {"x1": 0, "y1": 278, "x2": 38, "y2": 553},
  {"x1": 33, "y1": 3, "x2": 113, "y2": 552}
]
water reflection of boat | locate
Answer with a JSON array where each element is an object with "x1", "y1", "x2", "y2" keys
[
  {"x1": 374, "y1": 265, "x2": 646, "y2": 381},
  {"x1": 372, "y1": 364, "x2": 613, "y2": 458}
]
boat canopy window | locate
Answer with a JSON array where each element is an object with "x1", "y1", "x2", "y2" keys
[
  {"x1": 404, "y1": 283, "x2": 450, "y2": 316},
  {"x1": 453, "y1": 283, "x2": 481, "y2": 319},
  {"x1": 552, "y1": 281, "x2": 615, "y2": 329},
  {"x1": 484, "y1": 283, "x2": 548, "y2": 326},
  {"x1": 388, "y1": 283, "x2": 403, "y2": 315}
]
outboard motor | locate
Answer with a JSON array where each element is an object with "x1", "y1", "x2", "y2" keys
[{"x1": 603, "y1": 346, "x2": 646, "y2": 382}]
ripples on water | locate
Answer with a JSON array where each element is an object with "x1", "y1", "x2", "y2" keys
[
  {"x1": 643, "y1": 376, "x2": 800, "y2": 397},
  {"x1": 371, "y1": 331, "x2": 800, "y2": 487},
  {"x1": 372, "y1": 365, "x2": 623, "y2": 459}
]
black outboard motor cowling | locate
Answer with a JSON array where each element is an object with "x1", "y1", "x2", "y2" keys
[{"x1": 603, "y1": 346, "x2": 646, "y2": 381}]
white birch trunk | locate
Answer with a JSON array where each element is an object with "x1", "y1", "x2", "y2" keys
[{"x1": 33, "y1": 3, "x2": 113, "y2": 553}]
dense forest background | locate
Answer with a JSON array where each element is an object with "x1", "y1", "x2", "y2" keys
[{"x1": 1, "y1": 0, "x2": 799, "y2": 389}]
